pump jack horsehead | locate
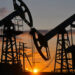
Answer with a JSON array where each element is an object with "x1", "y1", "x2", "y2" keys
[
  {"x1": 0, "y1": 0, "x2": 33, "y2": 40},
  {"x1": 0, "y1": 0, "x2": 33, "y2": 29}
]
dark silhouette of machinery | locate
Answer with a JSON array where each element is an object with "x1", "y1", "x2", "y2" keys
[
  {"x1": 0, "y1": 0, "x2": 75, "y2": 73},
  {"x1": 0, "y1": 0, "x2": 33, "y2": 65},
  {"x1": 18, "y1": 42, "x2": 32, "y2": 71},
  {"x1": 30, "y1": 14, "x2": 75, "y2": 72}
]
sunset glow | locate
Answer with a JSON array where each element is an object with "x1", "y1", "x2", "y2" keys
[{"x1": 33, "y1": 69, "x2": 38, "y2": 73}]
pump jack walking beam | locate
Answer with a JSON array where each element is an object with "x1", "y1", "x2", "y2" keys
[{"x1": 44, "y1": 14, "x2": 75, "y2": 41}]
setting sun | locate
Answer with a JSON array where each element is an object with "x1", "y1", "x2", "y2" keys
[{"x1": 33, "y1": 69, "x2": 38, "y2": 73}]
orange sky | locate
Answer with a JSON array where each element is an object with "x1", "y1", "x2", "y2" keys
[
  {"x1": 0, "y1": 32, "x2": 75, "y2": 72},
  {"x1": 16, "y1": 32, "x2": 75, "y2": 72},
  {"x1": 16, "y1": 32, "x2": 57, "y2": 72}
]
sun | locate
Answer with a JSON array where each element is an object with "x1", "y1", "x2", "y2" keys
[{"x1": 33, "y1": 69, "x2": 38, "y2": 73}]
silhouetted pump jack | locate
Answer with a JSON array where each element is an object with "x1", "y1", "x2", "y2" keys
[
  {"x1": 0, "y1": 0, "x2": 33, "y2": 74},
  {"x1": 30, "y1": 14, "x2": 75, "y2": 72},
  {"x1": 0, "y1": 0, "x2": 33, "y2": 64}
]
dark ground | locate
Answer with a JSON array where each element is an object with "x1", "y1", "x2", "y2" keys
[{"x1": 0, "y1": 63, "x2": 75, "y2": 75}]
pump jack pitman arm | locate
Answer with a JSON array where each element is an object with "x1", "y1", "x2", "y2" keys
[
  {"x1": 0, "y1": 0, "x2": 33, "y2": 27},
  {"x1": 30, "y1": 14, "x2": 75, "y2": 60}
]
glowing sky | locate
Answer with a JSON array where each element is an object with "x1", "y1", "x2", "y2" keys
[
  {"x1": 0, "y1": 0, "x2": 75, "y2": 30},
  {"x1": 0, "y1": 0, "x2": 75, "y2": 72}
]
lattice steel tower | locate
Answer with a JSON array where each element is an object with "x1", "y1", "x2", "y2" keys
[
  {"x1": 54, "y1": 29, "x2": 73, "y2": 72},
  {"x1": 1, "y1": 21, "x2": 18, "y2": 64},
  {"x1": 1, "y1": 18, "x2": 23, "y2": 64}
]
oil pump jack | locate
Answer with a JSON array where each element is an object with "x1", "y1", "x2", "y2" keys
[
  {"x1": 0, "y1": 0, "x2": 75, "y2": 73},
  {"x1": 30, "y1": 14, "x2": 75, "y2": 72},
  {"x1": 0, "y1": 0, "x2": 33, "y2": 65}
]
